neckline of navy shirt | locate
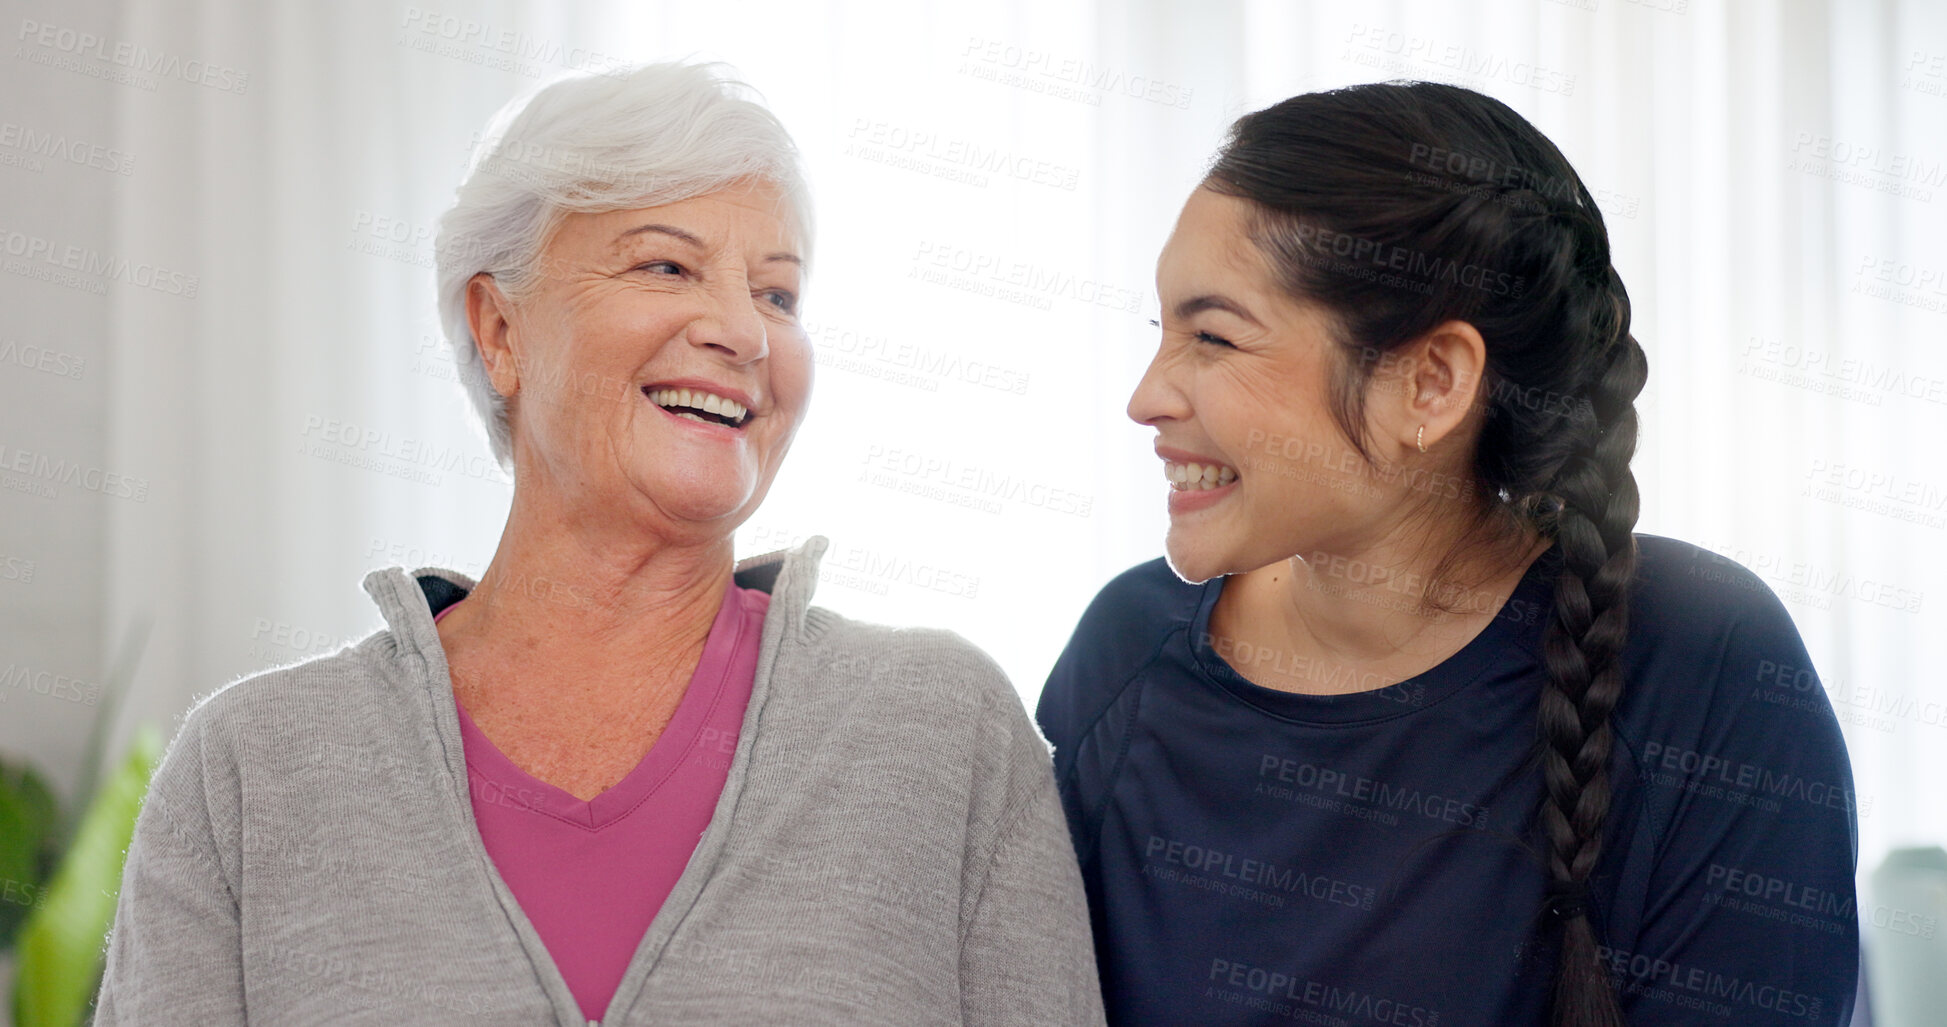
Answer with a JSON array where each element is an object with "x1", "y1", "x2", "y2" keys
[{"x1": 1181, "y1": 543, "x2": 1562, "y2": 727}]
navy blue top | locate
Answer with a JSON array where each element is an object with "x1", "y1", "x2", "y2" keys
[{"x1": 1037, "y1": 535, "x2": 1859, "y2": 1026}]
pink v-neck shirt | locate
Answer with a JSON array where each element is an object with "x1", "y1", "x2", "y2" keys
[{"x1": 434, "y1": 582, "x2": 769, "y2": 1022}]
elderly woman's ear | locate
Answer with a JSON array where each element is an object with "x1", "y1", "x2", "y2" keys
[{"x1": 464, "y1": 271, "x2": 523, "y2": 402}]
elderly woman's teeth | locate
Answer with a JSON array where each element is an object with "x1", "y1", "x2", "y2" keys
[
  {"x1": 1164, "y1": 461, "x2": 1238, "y2": 490},
  {"x1": 646, "y1": 387, "x2": 750, "y2": 426}
]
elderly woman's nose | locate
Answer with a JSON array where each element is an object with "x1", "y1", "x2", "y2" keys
[{"x1": 687, "y1": 278, "x2": 771, "y2": 361}]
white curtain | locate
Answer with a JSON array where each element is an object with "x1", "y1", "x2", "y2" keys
[{"x1": 3, "y1": 0, "x2": 1941, "y2": 1017}]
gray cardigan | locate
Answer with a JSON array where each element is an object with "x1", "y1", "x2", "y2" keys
[{"x1": 94, "y1": 537, "x2": 1105, "y2": 1026}]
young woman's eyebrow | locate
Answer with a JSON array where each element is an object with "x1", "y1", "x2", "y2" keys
[{"x1": 1173, "y1": 294, "x2": 1263, "y2": 326}]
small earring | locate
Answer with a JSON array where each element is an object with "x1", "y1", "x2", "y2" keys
[{"x1": 1416, "y1": 425, "x2": 1427, "y2": 453}]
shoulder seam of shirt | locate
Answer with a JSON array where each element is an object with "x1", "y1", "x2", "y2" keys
[
  {"x1": 956, "y1": 781, "x2": 1044, "y2": 947},
  {"x1": 1605, "y1": 711, "x2": 1666, "y2": 868},
  {"x1": 1061, "y1": 615, "x2": 1177, "y2": 766},
  {"x1": 1080, "y1": 673, "x2": 1141, "y2": 866},
  {"x1": 144, "y1": 790, "x2": 237, "y2": 896},
  {"x1": 1063, "y1": 623, "x2": 1175, "y2": 864}
]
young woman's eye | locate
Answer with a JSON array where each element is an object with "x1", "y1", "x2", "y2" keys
[{"x1": 1149, "y1": 319, "x2": 1235, "y2": 349}]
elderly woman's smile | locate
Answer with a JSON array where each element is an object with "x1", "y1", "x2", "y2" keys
[
  {"x1": 642, "y1": 385, "x2": 752, "y2": 428},
  {"x1": 467, "y1": 180, "x2": 812, "y2": 529}
]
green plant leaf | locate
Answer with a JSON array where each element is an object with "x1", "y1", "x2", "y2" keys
[
  {"x1": 11, "y1": 725, "x2": 164, "y2": 1027},
  {"x1": 0, "y1": 759, "x2": 60, "y2": 950}
]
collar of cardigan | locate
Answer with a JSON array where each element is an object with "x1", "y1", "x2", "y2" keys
[{"x1": 356, "y1": 533, "x2": 833, "y2": 653}]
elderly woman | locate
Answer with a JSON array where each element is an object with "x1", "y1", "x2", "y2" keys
[{"x1": 95, "y1": 63, "x2": 1103, "y2": 1026}]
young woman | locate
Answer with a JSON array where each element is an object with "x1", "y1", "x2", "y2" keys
[{"x1": 1038, "y1": 83, "x2": 1859, "y2": 1027}]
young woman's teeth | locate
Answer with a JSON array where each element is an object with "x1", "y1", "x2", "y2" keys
[{"x1": 1165, "y1": 461, "x2": 1238, "y2": 490}]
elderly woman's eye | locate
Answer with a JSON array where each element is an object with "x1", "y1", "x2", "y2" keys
[
  {"x1": 761, "y1": 290, "x2": 797, "y2": 314},
  {"x1": 634, "y1": 260, "x2": 684, "y2": 275}
]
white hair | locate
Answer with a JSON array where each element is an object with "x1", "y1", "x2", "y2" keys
[{"x1": 433, "y1": 61, "x2": 812, "y2": 472}]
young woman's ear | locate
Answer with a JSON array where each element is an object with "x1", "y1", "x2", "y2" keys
[{"x1": 1371, "y1": 320, "x2": 1487, "y2": 457}]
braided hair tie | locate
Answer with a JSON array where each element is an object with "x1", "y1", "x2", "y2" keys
[{"x1": 1544, "y1": 879, "x2": 1591, "y2": 921}]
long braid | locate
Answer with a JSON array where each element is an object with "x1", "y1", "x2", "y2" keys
[{"x1": 1534, "y1": 228, "x2": 1648, "y2": 1024}]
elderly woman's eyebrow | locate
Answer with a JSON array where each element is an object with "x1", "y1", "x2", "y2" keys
[
  {"x1": 618, "y1": 223, "x2": 705, "y2": 247},
  {"x1": 1174, "y1": 293, "x2": 1263, "y2": 326},
  {"x1": 615, "y1": 222, "x2": 801, "y2": 267}
]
